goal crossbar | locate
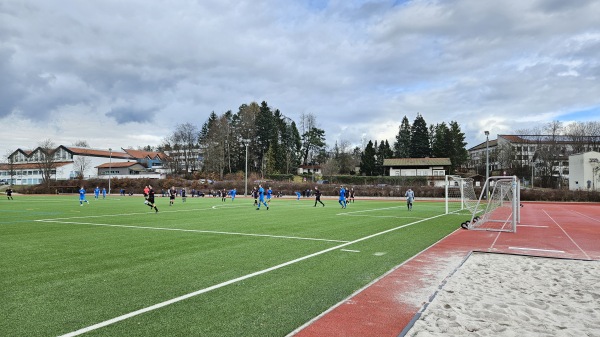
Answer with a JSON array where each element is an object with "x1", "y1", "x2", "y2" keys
[{"x1": 468, "y1": 176, "x2": 520, "y2": 232}]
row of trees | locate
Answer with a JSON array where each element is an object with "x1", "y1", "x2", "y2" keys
[
  {"x1": 3, "y1": 102, "x2": 470, "y2": 185},
  {"x1": 158, "y1": 102, "x2": 327, "y2": 179},
  {"x1": 157, "y1": 102, "x2": 469, "y2": 179},
  {"x1": 358, "y1": 115, "x2": 468, "y2": 176}
]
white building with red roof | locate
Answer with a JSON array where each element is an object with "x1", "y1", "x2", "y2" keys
[{"x1": 0, "y1": 146, "x2": 167, "y2": 185}]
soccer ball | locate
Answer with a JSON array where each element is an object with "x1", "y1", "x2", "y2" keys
[{"x1": 144, "y1": 200, "x2": 148, "y2": 205}]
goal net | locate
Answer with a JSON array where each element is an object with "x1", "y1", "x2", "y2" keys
[
  {"x1": 466, "y1": 176, "x2": 520, "y2": 232},
  {"x1": 445, "y1": 175, "x2": 479, "y2": 214}
]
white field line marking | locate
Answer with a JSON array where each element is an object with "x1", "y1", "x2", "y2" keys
[
  {"x1": 58, "y1": 211, "x2": 451, "y2": 337},
  {"x1": 2, "y1": 199, "x2": 68, "y2": 203},
  {"x1": 340, "y1": 249, "x2": 360, "y2": 253},
  {"x1": 570, "y1": 210, "x2": 600, "y2": 223},
  {"x1": 488, "y1": 211, "x2": 515, "y2": 250},
  {"x1": 338, "y1": 206, "x2": 407, "y2": 214},
  {"x1": 337, "y1": 206, "x2": 423, "y2": 219},
  {"x1": 34, "y1": 220, "x2": 349, "y2": 244},
  {"x1": 338, "y1": 214, "x2": 424, "y2": 219},
  {"x1": 36, "y1": 207, "x2": 217, "y2": 221},
  {"x1": 518, "y1": 224, "x2": 548, "y2": 228},
  {"x1": 211, "y1": 204, "x2": 257, "y2": 210},
  {"x1": 509, "y1": 246, "x2": 565, "y2": 253},
  {"x1": 543, "y1": 209, "x2": 591, "y2": 260}
]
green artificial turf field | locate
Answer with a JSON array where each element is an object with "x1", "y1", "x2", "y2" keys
[{"x1": 0, "y1": 194, "x2": 467, "y2": 336}]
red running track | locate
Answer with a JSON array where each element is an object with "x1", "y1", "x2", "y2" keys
[{"x1": 290, "y1": 202, "x2": 600, "y2": 337}]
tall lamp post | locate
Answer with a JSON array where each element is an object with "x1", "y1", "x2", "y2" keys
[
  {"x1": 108, "y1": 148, "x2": 112, "y2": 196},
  {"x1": 242, "y1": 139, "x2": 250, "y2": 197},
  {"x1": 484, "y1": 131, "x2": 490, "y2": 196}
]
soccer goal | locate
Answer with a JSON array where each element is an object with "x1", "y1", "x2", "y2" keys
[
  {"x1": 465, "y1": 176, "x2": 521, "y2": 232},
  {"x1": 445, "y1": 175, "x2": 479, "y2": 214}
]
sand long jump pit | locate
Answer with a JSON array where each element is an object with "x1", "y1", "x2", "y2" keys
[{"x1": 404, "y1": 252, "x2": 600, "y2": 337}]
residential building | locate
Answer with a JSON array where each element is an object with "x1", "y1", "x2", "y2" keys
[
  {"x1": 297, "y1": 165, "x2": 322, "y2": 176},
  {"x1": 0, "y1": 146, "x2": 167, "y2": 185},
  {"x1": 383, "y1": 158, "x2": 451, "y2": 186},
  {"x1": 467, "y1": 139, "x2": 498, "y2": 176},
  {"x1": 568, "y1": 151, "x2": 600, "y2": 191},
  {"x1": 467, "y1": 135, "x2": 587, "y2": 186}
]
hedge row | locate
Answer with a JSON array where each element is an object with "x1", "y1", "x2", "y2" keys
[{"x1": 13, "y1": 177, "x2": 600, "y2": 202}]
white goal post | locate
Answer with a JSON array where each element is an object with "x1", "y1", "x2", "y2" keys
[
  {"x1": 444, "y1": 175, "x2": 479, "y2": 214},
  {"x1": 466, "y1": 176, "x2": 521, "y2": 233}
]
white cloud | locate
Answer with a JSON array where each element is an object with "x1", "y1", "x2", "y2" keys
[{"x1": 1, "y1": 0, "x2": 599, "y2": 157}]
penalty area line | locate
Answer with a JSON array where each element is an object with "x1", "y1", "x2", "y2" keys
[
  {"x1": 34, "y1": 219, "x2": 349, "y2": 243},
  {"x1": 36, "y1": 207, "x2": 215, "y2": 222},
  {"x1": 58, "y1": 211, "x2": 451, "y2": 337}
]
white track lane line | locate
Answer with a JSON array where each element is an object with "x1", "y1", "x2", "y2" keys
[
  {"x1": 543, "y1": 209, "x2": 591, "y2": 260},
  {"x1": 509, "y1": 246, "x2": 565, "y2": 253},
  {"x1": 570, "y1": 210, "x2": 600, "y2": 223}
]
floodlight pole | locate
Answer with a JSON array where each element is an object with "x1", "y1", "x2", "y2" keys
[
  {"x1": 242, "y1": 139, "x2": 250, "y2": 197},
  {"x1": 108, "y1": 148, "x2": 112, "y2": 195},
  {"x1": 484, "y1": 131, "x2": 489, "y2": 197},
  {"x1": 531, "y1": 160, "x2": 534, "y2": 189}
]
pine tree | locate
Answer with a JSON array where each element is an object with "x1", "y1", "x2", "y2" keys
[
  {"x1": 410, "y1": 113, "x2": 431, "y2": 158},
  {"x1": 255, "y1": 101, "x2": 275, "y2": 158},
  {"x1": 431, "y1": 122, "x2": 450, "y2": 158},
  {"x1": 264, "y1": 144, "x2": 277, "y2": 175},
  {"x1": 301, "y1": 127, "x2": 326, "y2": 165},
  {"x1": 448, "y1": 121, "x2": 469, "y2": 173},
  {"x1": 376, "y1": 140, "x2": 393, "y2": 175},
  {"x1": 360, "y1": 140, "x2": 377, "y2": 176},
  {"x1": 394, "y1": 116, "x2": 411, "y2": 158}
]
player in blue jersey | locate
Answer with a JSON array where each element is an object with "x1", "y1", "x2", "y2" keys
[
  {"x1": 266, "y1": 186, "x2": 272, "y2": 204},
  {"x1": 94, "y1": 186, "x2": 100, "y2": 200},
  {"x1": 338, "y1": 185, "x2": 347, "y2": 209},
  {"x1": 79, "y1": 186, "x2": 90, "y2": 206},
  {"x1": 230, "y1": 188, "x2": 237, "y2": 201},
  {"x1": 295, "y1": 191, "x2": 301, "y2": 200},
  {"x1": 256, "y1": 184, "x2": 269, "y2": 210},
  {"x1": 102, "y1": 187, "x2": 107, "y2": 199}
]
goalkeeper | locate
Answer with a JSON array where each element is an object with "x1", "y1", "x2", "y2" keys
[{"x1": 405, "y1": 188, "x2": 415, "y2": 211}]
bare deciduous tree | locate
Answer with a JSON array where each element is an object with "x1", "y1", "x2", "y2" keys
[
  {"x1": 36, "y1": 139, "x2": 57, "y2": 188},
  {"x1": 72, "y1": 141, "x2": 91, "y2": 179}
]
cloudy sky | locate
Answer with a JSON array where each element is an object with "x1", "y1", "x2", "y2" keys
[{"x1": 1, "y1": 0, "x2": 599, "y2": 157}]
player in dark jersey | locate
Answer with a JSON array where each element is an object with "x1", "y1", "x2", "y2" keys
[
  {"x1": 222, "y1": 188, "x2": 227, "y2": 202},
  {"x1": 314, "y1": 186, "x2": 325, "y2": 207},
  {"x1": 169, "y1": 186, "x2": 176, "y2": 206},
  {"x1": 252, "y1": 187, "x2": 259, "y2": 207},
  {"x1": 6, "y1": 187, "x2": 13, "y2": 200},
  {"x1": 145, "y1": 185, "x2": 159, "y2": 213}
]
